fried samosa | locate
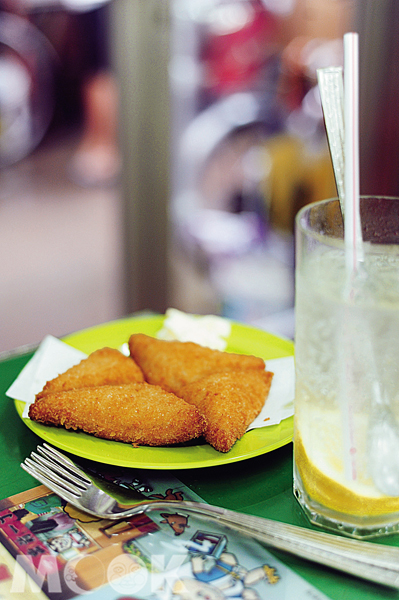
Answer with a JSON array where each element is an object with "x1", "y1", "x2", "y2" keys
[
  {"x1": 178, "y1": 369, "x2": 273, "y2": 452},
  {"x1": 36, "y1": 347, "x2": 144, "y2": 400},
  {"x1": 29, "y1": 383, "x2": 206, "y2": 446},
  {"x1": 128, "y1": 333, "x2": 266, "y2": 396}
]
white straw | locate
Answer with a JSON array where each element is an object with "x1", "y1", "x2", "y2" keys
[
  {"x1": 344, "y1": 32, "x2": 363, "y2": 271},
  {"x1": 317, "y1": 33, "x2": 365, "y2": 483},
  {"x1": 341, "y1": 32, "x2": 364, "y2": 482}
]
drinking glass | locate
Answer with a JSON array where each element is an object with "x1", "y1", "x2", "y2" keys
[{"x1": 294, "y1": 196, "x2": 399, "y2": 538}]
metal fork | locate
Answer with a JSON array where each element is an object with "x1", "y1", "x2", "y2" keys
[{"x1": 22, "y1": 444, "x2": 399, "y2": 589}]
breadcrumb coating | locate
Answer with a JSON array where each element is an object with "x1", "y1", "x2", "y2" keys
[
  {"x1": 179, "y1": 369, "x2": 273, "y2": 452},
  {"x1": 29, "y1": 383, "x2": 206, "y2": 446},
  {"x1": 128, "y1": 333, "x2": 265, "y2": 395},
  {"x1": 36, "y1": 347, "x2": 144, "y2": 400}
]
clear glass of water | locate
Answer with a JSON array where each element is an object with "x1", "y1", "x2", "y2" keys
[{"x1": 294, "y1": 197, "x2": 399, "y2": 538}]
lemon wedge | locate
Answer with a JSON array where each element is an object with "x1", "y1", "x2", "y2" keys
[{"x1": 295, "y1": 407, "x2": 399, "y2": 517}]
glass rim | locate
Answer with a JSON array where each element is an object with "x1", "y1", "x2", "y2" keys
[{"x1": 296, "y1": 196, "x2": 399, "y2": 250}]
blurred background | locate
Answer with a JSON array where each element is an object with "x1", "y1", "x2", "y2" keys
[{"x1": 0, "y1": 0, "x2": 396, "y2": 352}]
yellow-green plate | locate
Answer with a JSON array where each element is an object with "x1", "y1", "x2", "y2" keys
[{"x1": 16, "y1": 314, "x2": 294, "y2": 469}]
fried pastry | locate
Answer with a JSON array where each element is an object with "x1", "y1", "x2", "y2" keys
[
  {"x1": 178, "y1": 369, "x2": 273, "y2": 452},
  {"x1": 29, "y1": 383, "x2": 206, "y2": 446},
  {"x1": 36, "y1": 347, "x2": 144, "y2": 400},
  {"x1": 128, "y1": 333, "x2": 265, "y2": 396}
]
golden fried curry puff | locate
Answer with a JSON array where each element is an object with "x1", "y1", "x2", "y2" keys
[
  {"x1": 179, "y1": 369, "x2": 273, "y2": 452},
  {"x1": 29, "y1": 383, "x2": 206, "y2": 446},
  {"x1": 36, "y1": 347, "x2": 144, "y2": 399},
  {"x1": 128, "y1": 333, "x2": 265, "y2": 396},
  {"x1": 29, "y1": 331, "x2": 274, "y2": 453}
]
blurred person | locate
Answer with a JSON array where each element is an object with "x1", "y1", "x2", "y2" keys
[
  {"x1": 68, "y1": 64, "x2": 121, "y2": 187},
  {"x1": 61, "y1": 0, "x2": 121, "y2": 186}
]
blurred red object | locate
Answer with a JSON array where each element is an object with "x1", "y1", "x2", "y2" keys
[{"x1": 200, "y1": 0, "x2": 277, "y2": 97}]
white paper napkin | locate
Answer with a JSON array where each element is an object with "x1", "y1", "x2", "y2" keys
[
  {"x1": 6, "y1": 335, "x2": 86, "y2": 418},
  {"x1": 7, "y1": 336, "x2": 294, "y2": 427},
  {"x1": 247, "y1": 356, "x2": 295, "y2": 430}
]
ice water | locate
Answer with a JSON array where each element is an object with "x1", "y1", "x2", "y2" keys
[{"x1": 294, "y1": 239, "x2": 399, "y2": 537}]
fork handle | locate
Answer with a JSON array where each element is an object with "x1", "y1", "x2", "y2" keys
[{"x1": 145, "y1": 500, "x2": 399, "y2": 589}]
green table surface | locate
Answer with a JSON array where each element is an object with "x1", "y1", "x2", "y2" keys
[{"x1": 1, "y1": 334, "x2": 398, "y2": 600}]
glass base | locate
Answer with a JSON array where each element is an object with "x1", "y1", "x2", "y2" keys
[{"x1": 293, "y1": 472, "x2": 399, "y2": 539}]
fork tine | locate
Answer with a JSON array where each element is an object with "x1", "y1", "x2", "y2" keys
[
  {"x1": 21, "y1": 460, "x2": 83, "y2": 506},
  {"x1": 23, "y1": 455, "x2": 86, "y2": 497},
  {"x1": 39, "y1": 444, "x2": 92, "y2": 484},
  {"x1": 34, "y1": 446, "x2": 92, "y2": 491}
]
